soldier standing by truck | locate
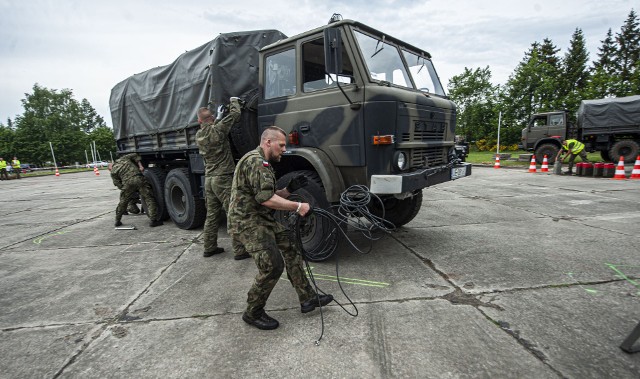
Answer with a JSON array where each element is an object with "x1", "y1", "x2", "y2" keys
[
  {"x1": 196, "y1": 98, "x2": 250, "y2": 260},
  {"x1": 555, "y1": 139, "x2": 589, "y2": 175}
]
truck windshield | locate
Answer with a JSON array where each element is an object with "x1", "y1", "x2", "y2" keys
[{"x1": 354, "y1": 30, "x2": 445, "y2": 96}]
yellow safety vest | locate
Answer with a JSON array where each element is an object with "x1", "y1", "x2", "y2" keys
[
  {"x1": 12, "y1": 159, "x2": 20, "y2": 169},
  {"x1": 0, "y1": 160, "x2": 6, "y2": 169},
  {"x1": 563, "y1": 140, "x2": 584, "y2": 154}
]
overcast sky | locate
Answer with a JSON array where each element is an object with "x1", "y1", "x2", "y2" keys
[{"x1": 0, "y1": 0, "x2": 636, "y2": 127}]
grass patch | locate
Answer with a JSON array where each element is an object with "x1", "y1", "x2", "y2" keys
[{"x1": 467, "y1": 150, "x2": 604, "y2": 166}]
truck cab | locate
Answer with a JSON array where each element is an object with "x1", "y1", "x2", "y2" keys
[{"x1": 520, "y1": 111, "x2": 572, "y2": 164}]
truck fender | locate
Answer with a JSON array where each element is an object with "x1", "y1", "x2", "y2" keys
[{"x1": 284, "y1": 148, "x2": 344, "y2": 203}]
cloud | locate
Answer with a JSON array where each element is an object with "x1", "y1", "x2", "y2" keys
[{"x1": 0, "y1": 0, "x2": 635, "y2": 126}]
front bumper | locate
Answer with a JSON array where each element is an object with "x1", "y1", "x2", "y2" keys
[{"x1": 370, "y1": 162, "x2": 472, "y2": 194}]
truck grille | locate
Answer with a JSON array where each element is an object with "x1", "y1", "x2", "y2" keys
[{"x1": 410, "y1": 147, "x2": 445, "y2": 169}]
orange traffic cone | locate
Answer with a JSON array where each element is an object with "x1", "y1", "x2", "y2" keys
[
  {"x1": 613, "y1": 156, "x2": 626, "y2": 180},
  {"x1": 494, "y1": 155, "x2": 501, "y2": 169},
  {"x1": 541, "y1": 155, "x2": 549, "y2": 172},
  {"x1": 55, "y1": 168, "x2": 60, "y2": 177},
  {"x1": 631, "y1": 155, "x2": 640, "y2": 179},
  {"x1": 528, "y1": 155, "x2": 537, "y2": 173}
]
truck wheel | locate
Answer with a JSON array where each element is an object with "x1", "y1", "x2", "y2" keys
[
  {"x1": 142, "y1": 167, "x2": 169, "y2": 221},
  {"x1": 535, "y1": 143, "x2": 560, "y2": 165},
  {"x1": 164, "y1": 168, "x2": 206, "y2": 229},
  {"x1": 274, "y1": 170, "x2": 338, "y2": 262},
  {"x1": 368, "y1": 190, "x2": 423, "y2": 227},
  {"x1": 609, "y1": 140, "x2": 639, "y2": 164}
]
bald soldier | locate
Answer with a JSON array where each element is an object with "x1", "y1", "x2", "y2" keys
[{"x1": 228, "y1": 126, "x2": 333, "y2": 330}]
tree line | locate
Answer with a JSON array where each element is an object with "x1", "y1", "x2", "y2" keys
[
  {"x1": 0, "y1": 84, "x2": 116, "y2": 167},
  {"x1": 1, "y1": 10, "x2": 638, "y2": 162},
  {"x1": 448, "y1": 9, "x2": 640, "y2": 150}
]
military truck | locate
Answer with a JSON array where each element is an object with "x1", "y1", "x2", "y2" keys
[
  {"x1": 520, "y1": 95, "x2": 640, "y2": 164},
  {"x1": 110, "y1": 17, "x2": 471, "y2": 256}
]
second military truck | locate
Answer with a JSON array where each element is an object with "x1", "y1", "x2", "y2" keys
[
  {"x1": 110, "y1": 17, "x2": 471, "y2": 259},
  {"x1": 520, "y1": 95, "x2": 640, "y2": 164}
]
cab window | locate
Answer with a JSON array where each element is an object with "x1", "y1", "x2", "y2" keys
[
  {"x1": 302, "y1": 37, "x2": 354, "y2": 92},
  {"x1": 265, "y1": 49, "x2": 296, "y2": 100}
]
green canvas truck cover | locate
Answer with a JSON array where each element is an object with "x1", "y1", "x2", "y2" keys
[
  {"x1": 110, "y1": 30, "x2": 286, "y2": 140},
  {"x1": 577, "y1": 95, "x2": 640, "y2": 129}
]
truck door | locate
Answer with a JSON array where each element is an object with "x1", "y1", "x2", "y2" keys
[{"x1": 258, "y1": 32, "x2": 364, "y2": 167}]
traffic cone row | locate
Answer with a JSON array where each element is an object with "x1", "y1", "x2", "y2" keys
[
  {"x1": 541, "y1": 155, "x2": 549, "y2": 172},
  {"x1": 94, "y1": 166, "x2": 100, "y2": 176},
  {"x1": 613, "y1": 156, "x2": 627, "y2": 180},
  {"x1": 631, "y1": 155, "x2": 640, "y2": 180},
  {"x1": 528, "y1": 155, "x2": 537, "y2": 173},
  {"x1": 494, "y1": 155, "x2": 501, "y2": 169}
]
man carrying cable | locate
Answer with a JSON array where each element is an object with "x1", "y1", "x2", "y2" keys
[{"x1": 228, "y1": 126, "x2": 333, "y2": 330}]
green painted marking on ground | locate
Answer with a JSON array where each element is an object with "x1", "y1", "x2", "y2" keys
[
  {"x1": 606, "y1": 263, "x2": 639, "y2": 288},
  {"x1": 33, "y1": 230, "x2": 70, "y2": 244}
]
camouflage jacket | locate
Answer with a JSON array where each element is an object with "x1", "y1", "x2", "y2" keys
[
  {"x1": 228, "y1": 147, "x2": 281, "y2": 238},
  {"x1": 110, "y1": 153, "x2": 142, "y2": 188},
  {"x1": 195, "y1": 99, "x2": 241, "y2": 177}
]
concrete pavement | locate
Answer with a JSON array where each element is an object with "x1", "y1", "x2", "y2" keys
[{"x1": 0, "y1": 167, "x2": 639, "y2": 378}]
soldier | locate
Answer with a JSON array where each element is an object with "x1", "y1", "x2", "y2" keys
[
  {"x1": 108, "y1": 163, "x2": 142, "y2": 215},
  {"x1": 228, "y1": 126, "x2": 333, "y2": 330},
  {"x1": 195, "y1": 98, "x2": 249, "y2": 260},
  {"x1": 0, "y1": 157, "x2": 8, "y2": 180},
  {"x1": 556, "y1": 139, "x2": 589, "y2": 175},
  {"x1": 11, "y1": 156, "x2": 21, "y2": 179},
  {"x1": 110, "y1": 153, "x2": 163, "y2": 227}
]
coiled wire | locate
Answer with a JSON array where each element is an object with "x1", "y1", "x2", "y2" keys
[{"x1": 288, "y1": 185, "x2": 397, "y2": 344}]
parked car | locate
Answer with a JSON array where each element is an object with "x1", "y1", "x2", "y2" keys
[
  {"x1": 20, "y1": 163, "x2": 37, "y2": 173},
  {"x1": 86, "y1": 161, "x2": 109, "y2": 168}
]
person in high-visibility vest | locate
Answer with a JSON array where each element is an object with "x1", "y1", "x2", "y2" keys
[
  {"x1": 555, "y1": 139, "x2": 588, "y2": 175},
  {"x1": 11, "y1": 156, "x2": 21, "y2": 179},
  {"x1": 0, "y1": 157, "x2": 9, "y2": 180}
]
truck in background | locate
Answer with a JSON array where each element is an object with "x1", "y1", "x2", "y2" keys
[
  {"x1": 520, "y1": 95, "x2": 640, "y2": 164},
  {"x1": 109, "y1": 17, "x2": 471, "y2": 259}
]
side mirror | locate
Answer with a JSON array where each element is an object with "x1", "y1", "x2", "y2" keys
[{"x1": 324, "y1": 28, "x2": 343, "y2": 75}]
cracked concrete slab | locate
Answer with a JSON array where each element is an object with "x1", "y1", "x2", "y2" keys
[{"x1": 1, "y1": 168, "x2": 639, "y2": 378}]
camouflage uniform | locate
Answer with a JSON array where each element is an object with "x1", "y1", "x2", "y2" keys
[
  {"x1": 228, "y1": 147, "x2": 315, "y2": 319},
  {"x1": 196, "y1": 99, "x2": 247, "y2": 257},
  {"x1": 111, "y1": 153, "x2": 158, "y2": 223}
]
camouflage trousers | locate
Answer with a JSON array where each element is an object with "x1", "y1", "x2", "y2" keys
[
  {"x1": 234, "y1": 224, "x2": 315, "y2": 318},
  {"x1": 116, "y1": 176, "x2": 158, "y2": 222},
  {"x1": 204, "y1": 175, "x2": 246, "y2": 256}
]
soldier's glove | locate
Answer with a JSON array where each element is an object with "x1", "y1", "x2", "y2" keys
[
  {"x1": 230, "y1": 96, "x2": 246, "y2": 108},
  {"x1": 215, "y1": 104, "x2": 226, "y2": 121},
  {"x1": 286, "y1": 174, "x2": 308, "y2": 193}
]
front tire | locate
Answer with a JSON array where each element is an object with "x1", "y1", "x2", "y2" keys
[
  {"x1": 368, "y1": 190, "x2": 423, "y2": 227},
  {"x1": 535, "y1": 143, "x2": 560, "y2": 165},
  {"x1": 164, "y1": 168, "x2": 205, "y2": 229},
  {"x1": 275, "y1": 170, "x2": 338, "y2": 262}
]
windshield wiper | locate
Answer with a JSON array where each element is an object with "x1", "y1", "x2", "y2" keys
[{"x1": 370, "y1": 35, "x2": 386, "y2": 58}]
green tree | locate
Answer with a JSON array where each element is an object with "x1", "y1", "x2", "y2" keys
[
  {"x1": 13, "y1": 84, "x2": 90, "y2": 166},
  {"x1": 88, "y1": 126, "x2": 117, "y2": 163},
  {"x1": 0, "y1": 124, "x2": 15, "y2": 158},
  {"x1": 559, "y1": 28, "x2": 590, "y2": 115},
  {"x1": 79, "y1": 98, "x2": 107, "y2": 133},
  {"x1": 447, "y1": 66, "x2": 499, "y2": 144},
  {"x1": 587, "y1": 28, "x2": 618, "y2": 98},
  {"x1": 613, "y1": 9, "x2": 640, "y2": 96}
]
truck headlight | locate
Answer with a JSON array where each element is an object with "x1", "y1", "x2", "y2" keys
[{"x1": 394, "y1": 151, "x2": 407, "y2": 171}]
